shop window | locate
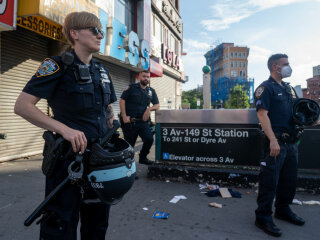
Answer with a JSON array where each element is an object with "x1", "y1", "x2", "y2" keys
[
  {"x1": 175, "y1": 39, "x2": 179, "y2": 55},
  {"x1": 153, "y1": 17, "x2": 163, "y2": 42},
  {"x1": 114, "y1": 0, "x2": 135, "y2": 33},
  {"x1": 170, "y1": 34, "x2": 176, "y2": 53}
]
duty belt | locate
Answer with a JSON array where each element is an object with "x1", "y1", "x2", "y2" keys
[
  {"x1": 275, "y1": 132, "x2": 298, "y2": 144},
  {"x1": 130, "y1": 117, "x2": 143, "y2": 122}
]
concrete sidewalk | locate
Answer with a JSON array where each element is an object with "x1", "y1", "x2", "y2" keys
[{"x1": 0, "y1": 141, "x2": 320, "y2": 240}]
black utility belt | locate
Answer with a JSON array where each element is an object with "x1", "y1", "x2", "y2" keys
[
  {"x1": 275, "y1": 132, "x2": 299, "y2": 144},
  {"x1": 130, "y1": 117, "x2": 144, "y2": 122}
]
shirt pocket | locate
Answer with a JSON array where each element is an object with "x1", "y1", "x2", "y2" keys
[
  {"x1": 132, "y1": 92, "x2": 142, "y2": 104},
  {"x1": 272, "y1": 92, "x2": 287, "y2": 113},
  {"x1": 67, "y1": 84, "x2": 94, "y2": 112}
]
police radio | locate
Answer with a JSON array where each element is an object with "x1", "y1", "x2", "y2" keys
[
  {"x1": 61, "y1": 51, "x2": 92, "y2": 84},
  {"x1": 76, "y1": 64, "x2": 92, "y2": 84},
  {"x1": 61, "y1": 52, "x2": 74, "y2": 67}
]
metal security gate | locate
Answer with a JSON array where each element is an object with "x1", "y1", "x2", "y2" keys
[
  {"x1": 150, "y1": 73, "x2": 176, "y2": 121},
  {"x1": 0, "y1": 28, "x2": 49, "y2": 161},
  {"x1": 98, "y1": 61, "x2": 132, "y2": 117}
]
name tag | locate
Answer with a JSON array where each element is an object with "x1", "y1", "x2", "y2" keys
[{"x1": 102, "y1": 78, "x2": 110, "y2": 83}]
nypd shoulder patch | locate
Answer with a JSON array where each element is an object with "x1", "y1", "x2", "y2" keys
[
  {"x1": 255, "y1": 86, "x2": 264, "y2": 98},
  {"x1": 36, "y1": 58, "x2": 60, "y2": 77}
]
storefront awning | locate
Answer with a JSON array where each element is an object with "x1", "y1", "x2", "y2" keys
[{"x1": 149, "y1": 58, "x2": 163, "y2": 77}]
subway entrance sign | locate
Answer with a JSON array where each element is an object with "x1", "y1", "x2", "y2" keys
[
  {"x1": 155, "y1": 109, "x2": 320, "y2": 172},
  {"x1": 159, "y1": 124, "x2": 261, "y2": 166}
]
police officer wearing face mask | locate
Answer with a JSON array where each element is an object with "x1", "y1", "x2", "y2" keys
[
  {"x1": 120, "y1": 70, "x2": 159, "y2": 165},
  {"x1": 14, "y1": 11, "x2": 116, "y2": 239},
  {"x1": 254, "y1": 54, "x2": 305, "y2": 237}
]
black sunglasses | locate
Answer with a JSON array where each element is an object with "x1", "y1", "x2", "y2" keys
[{"x1": 76, "y1": 27, "x2": 104, "y2": 37}]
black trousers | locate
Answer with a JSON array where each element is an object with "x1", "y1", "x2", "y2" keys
[
  {"x1": 40, "y1": 154, "x2": 110, "y2": 240},
  {"x1": 122, "y1": 121, "x2": 153, "y2": 160},
  {"x1": 255, "y1": 142, "x2": 298, "y2": 222}
]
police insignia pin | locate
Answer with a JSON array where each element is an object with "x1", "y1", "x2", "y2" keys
[
  {"x1": 255, "y1": 87, "x2": 264, "y2": 98},
  {"x1": 36, "y1": 58, "x2": 59, "y2": 77},
  {"x1": 291, "y1": 88, "x2": 297, "y2": 98}
]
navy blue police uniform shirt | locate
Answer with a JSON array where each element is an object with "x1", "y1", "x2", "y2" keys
[
  {"x1": 23, "y1": 51, "x2": 117, "y2": 141},
  {"x1": 120, "y1": 83, "x2": 159, "y2": 118},
  {"x1": 254, "y1": 76, "x2": 297, "y2": 134}
]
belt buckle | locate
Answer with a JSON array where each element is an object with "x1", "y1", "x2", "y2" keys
[{"x1": 281, "y1": 133, "x2": 290, "y2": 143}]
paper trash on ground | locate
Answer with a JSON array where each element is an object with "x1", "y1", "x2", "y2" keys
[
  {"x1": 292, "y1": 199, "x2": 302, "y2": 205},
  {"x1": 302, "y1": 200, "x2": 320, "y2": 205},
  {"x1": 209, "y1": 202, "x2": 222, "y2": 208},
  {"x1": 169, "y1": 195, "x2": 187, "y2": 203}
]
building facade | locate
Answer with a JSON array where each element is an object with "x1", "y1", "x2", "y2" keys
[
  {"x1": 150, "y1": 0, "x2": 185, "y2": 114},
  {"x1": 204, "y1": 43, "x2": 254, "y2": 108},
  {"x1": 0, "y1": 0, "x2": 184, "y2": 161},
  {"x1": 303, "y1": 66, "x2": 320, "y2": 104}
]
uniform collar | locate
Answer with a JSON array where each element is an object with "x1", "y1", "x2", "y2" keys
[
  {"x1": 72, "y1": 50, "x2": 96, "y2": 66},
  {"x1": 268, "y1": 76, "x2": 287, "y2": 86}
]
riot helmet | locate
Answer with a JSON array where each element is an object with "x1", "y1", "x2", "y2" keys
[
  {"x1": 292, "y1": 98, "x2": 320, "y2": 126},
  {"x1": 87, "y1": 137, "x2": 135, "y2": 205}
]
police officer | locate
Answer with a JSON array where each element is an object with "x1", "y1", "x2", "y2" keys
[
  {"x1": 14, "y1": 12, "x2": 116, "y2": 239},
  {"x1": 254, "y1": 54, "x2": 305, "y2": 237},
  {"x1": 120, "y1": 70, "x2": 159, "y2": 165}
]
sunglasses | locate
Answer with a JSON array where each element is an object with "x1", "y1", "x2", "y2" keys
[{"x1": 76, "y1": 27, "x2": 104, "y2": 37}]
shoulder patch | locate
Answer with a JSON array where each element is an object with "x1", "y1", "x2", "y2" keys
[
  {"x1": 125, "y1": 85, "x2": 130, "y2": 91},
  {"x1": 255, "y1": 86, "x2": 264, "y2": 98},
  {"x1": 36, "y1": 58, "x2": 60, "y2": 77}
]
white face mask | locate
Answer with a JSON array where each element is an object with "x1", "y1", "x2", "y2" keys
[{"x1": 277, "y1": 65, "x2": 292, "y2": 78}]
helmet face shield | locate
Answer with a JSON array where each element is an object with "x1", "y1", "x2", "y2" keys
[
  {"x1": 293, "y1": 98, "x2": 320, "y2": 126},
  {"x1": 87, "y1": 138, "x2": 136, "y2": 204}
]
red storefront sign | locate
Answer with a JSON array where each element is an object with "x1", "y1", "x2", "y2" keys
[
  {"x1": 149, "y1": 58, "x2": 163, "y2": 77},
  {"x1": 0, "y1": 0, "x2": 17, "y2": 30}
]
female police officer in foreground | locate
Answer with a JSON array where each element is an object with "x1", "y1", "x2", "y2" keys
[{"x1": 14, "y1": 12, "x2": 116, "y2": 239}]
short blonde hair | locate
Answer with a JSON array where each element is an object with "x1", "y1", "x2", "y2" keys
[{"x1": 62, "y1": 11, "x2": 102, "y2": 46}]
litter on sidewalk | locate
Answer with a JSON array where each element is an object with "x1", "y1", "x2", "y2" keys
[
  {"x1": 292, "y1": 199, "x2": 302, "y2": 205},
  {"x1": 169, "y1": 195, "x2": 187, "y2": 203},
  {"x1": 199, "y1": 183, "x2": 219, "y2": 191},
  {"x1": 205, "y1": 188, "x2": 242, "y2": 198},
  {"x1": 302, "y1": 200, "x2": 320, "y2": 205},
  {"x1": 152, "y1": 211, "x2": 169, "y2": 219},
  {"x1": 209, "y1": 202, "x2": 222, "y2": 208},
  {"x1": 219, "y1": 188, "x2": 232, "y2": 198},
  {"x1": 142, "y1": 207, "x2": 148, "y2": 211}
]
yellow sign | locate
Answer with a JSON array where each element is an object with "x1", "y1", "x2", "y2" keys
[
  {"x1": 40, "y1": 0, "x2": 99, "y2": 25},
  {"x1": 17, "y1": 15, "x2": 63, "y2": 41},
  {"x1": 18, "y1": 0, "x2": 99, "y2": 26}
]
